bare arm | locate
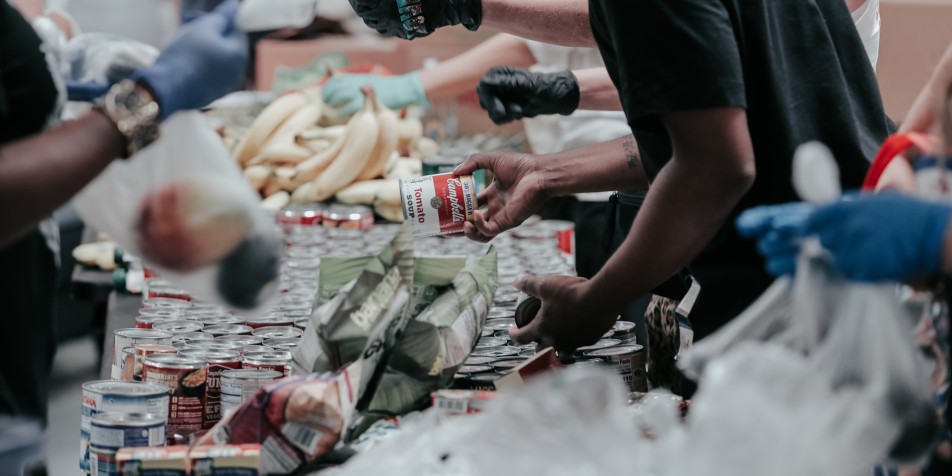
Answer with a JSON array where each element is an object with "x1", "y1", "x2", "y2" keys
[
  {"x1": 586, "y1": 108, "x2": 756, "y2": 310},
  {"x1": 420, "y1": 33, "x2": 536, "y2": 101},
  {"x1": 901, "y1": 41, "x2": 952, "y2": 135},
  {"x1": 0, "y1": 110, "x2": 125, "y2": 247},
  {"x1": 574, "y1": 67, "x2": 622, "y2": 111},
  {"x1": 544, "y1": 134, "x2": 649, "y2": 194},
  {"x1": 481, "y1": 0, "x2": 594, "y2": 47}
]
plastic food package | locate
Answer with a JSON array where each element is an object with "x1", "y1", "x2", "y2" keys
[
  {"x1": 293, "y1": 225, "x2": 498, "y2": 439},
  {"x1": 73, "y1": 112, "x2": 282, "y2": 310},
  {"x1": 62, "y1": 33, "x2": 159, "y2": 85},
  {"x1": 236, "y1": 0, "x2": 320, "y2": 32}
]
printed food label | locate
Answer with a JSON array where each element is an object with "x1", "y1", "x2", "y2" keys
[{"x1": 401, "y1": 174, "x2": 476, "y2": 237}]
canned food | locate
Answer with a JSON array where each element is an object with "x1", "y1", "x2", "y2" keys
[
  {"x1": 121, "y1": 344, "x2": 177, "y2": 382},
  {"x1": 251, "y1": 326, "x2": 303, "y2": 340},
  {"x1": 514, "y1": 294, "x2": 540, "y2": 328},
  {"x1": 220, "y1": 369, "x2": 283, "y2": 416},
  {"x1": 487, "y1": 308, "x2": 516, "y2": 319},
  {"x1": 322, "y1": 204, "x2": 374, "y2": 230},
  {"x1": 611, "y1": 320, "x2": 637, "y2": 343},
  {"x1": 141, "y1": 297, "x2": 192, "y2": 310},
  {"x1": 399, "y1": 173, "x2": 477, "y2": 237},
  {"x1": 216, "y1": 335, "x2": 263, "y2": 346},
  {"x1": 80, "y1": 381, "x2": 169, "y2": 473},
  {"x1": 278, "y1": 202, "x2": 324, "y2": 227},
  {"x1": 463, "y1": 356, "x2": 496, "y2": 366},
  {"x1": 602, "y1": 330, "x2": 615, "y2": 339},
  {"x1": 470, "y1": 346, "x2": 521, "y2": 358},
  {"x1": 583, "y1": 345, "x2": 647, "y2": 393},
  {"x1": 142, "y1": 354, "x2": 209, "y2": 444},
  {"x1": 147, "y1": 285, "x2": 191, "y2": 301},
  {"x1": 457, "y1": 365, "x2": 494, "y2": 375},
  {"x1": 89, "y1": 447, "x2": 117, "y2": 476},
  {"x1": 190, "y1": 315, "x2": 243, "y2": 326},
  {"x1": 202, "y1": 324, "x2": 253, "y2": 337},
  {"x1": 89, "y1": 413, "x2": 166, "y2": 452},
  {"x1": 480, "y1": 328, "x2": 494, "y2": 338},
  {"x1": 493, "y1": 330, "x2": 513, "y2": 339},
  {"x1": 176, "y1": 332, "x2": 216, "y2": 344},
  {"x1": 293, "y1": 318, "x2": 310, "y2": 330},
  {"x1": 241, "y1": 345, "x2": 274, "y2": 354},
  {"x1": 491, "y1": 360, "x2": 525, "y2": 372},
  {"x1": 116, "y1": 446, "x2": 190, "y2": 474},
  {"x1": 185, "y1": 341, "x2": 246, "y2": 353},
  {"x1": 241, "y1": 351, "x2": 292, "y2": 377},
  {"x1": 574, "y1": 339, "x2": 621, "y2": 357},
  {"x1": 245, "y1": 316, "x2": 296, "y2": 329},
  {"x1": 484, "y1": 319, "x2": 516, "y2": 332},
  {"x1": 112, "y1": 329, "x2": 173, "y2": 380},
  {"x1": 263, "y1": 337, "x2": 300, "y2": 350},
  {"x1": 475, "y1": 337, "x2": 508, "y2": 348},
  {"x1": 136, "y1": 309, "x2": 184, "y2": 328},
  {"x1": 152, "y1": 320, "x2": 205, "y2": 335},
  {"x1": 178, "y1": 349, "x2": 241, "y2": 429},
  {"x1": 519, "y1": 349, "x2": 536, "y2": 358}
]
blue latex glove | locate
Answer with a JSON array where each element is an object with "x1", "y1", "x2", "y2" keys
[
  {"x1": 66, "y1": 81, "x2": 110, "y2": 102},
  {"x1": 322, "y1": 72, "x2": 428, "y2": 118},
  {"x1": 132, "y1": 0, "x2": 248, "y2": 120},
  {"x1": 805, "y1": 193, "x2": 952, "y2": 282},
  {"x1": 737, "y1": 202, "x2": 814, "y2": 276},
  {"x1": 738, "y1": 194, "x2": 952, "y2": 282}
]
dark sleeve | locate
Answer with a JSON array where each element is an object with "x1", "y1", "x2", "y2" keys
[{"x1": 596, "y1": 0, "x2": 746, "y2": 131}]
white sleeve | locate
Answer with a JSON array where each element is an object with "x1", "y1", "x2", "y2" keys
[{"x1": 851, "y1": 0, "x2": 880, "y2": 71}]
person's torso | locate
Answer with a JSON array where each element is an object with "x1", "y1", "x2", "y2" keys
[{"x1": 0, "y1": 1, "x2": 59, "y2": 144}]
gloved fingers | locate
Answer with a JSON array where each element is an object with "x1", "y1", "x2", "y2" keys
[
  {"x1": 736, "y1": 203, "x2": 811, "y2": 238},
  {"x1": 66, "y1": 81, "x2": 110, "y2": 102},
  {"x1": 336, "y1": 97, "x2": 362, "y2": 119},
  {"x1": 487, "y1": 97, "x2": 516, "y2": 125},
  {"x1": 321, "y1": 77, "x2": 356, "y2": 106},
  {"x1": 506, "y1": 102, "x2": 524, "y2": 120},
  {"x1": 756, "y1": 229, "x2": 800, "y2": 259},
  {"x1": 210, "y1": 0, "x2": 242, "y2": 34},
  {"x1": 765, "y1": 255, "x2": 798, "y2": 277}
]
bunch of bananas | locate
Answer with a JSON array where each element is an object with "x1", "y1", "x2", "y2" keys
[{"x1": 229, "y1": 86, "x2": 438, "y2": 221}]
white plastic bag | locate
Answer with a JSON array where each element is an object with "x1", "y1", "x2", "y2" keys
[
  {"x1": 73, "y1": 112, "x2": 281, "y2": 310},
  {"x1": 236, "y1": 0, "x2": 319, "y2": 32}
]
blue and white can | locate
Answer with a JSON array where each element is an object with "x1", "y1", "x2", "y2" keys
[
  {"x1": 89, "y1": 413, "x2": 166, "y2": 453},
  {"x1": 80, "y1": 381, "x2": 168, "y2": 473}
]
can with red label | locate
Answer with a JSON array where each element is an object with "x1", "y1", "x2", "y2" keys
[
  {"x1": 121, "y1": 344, "x2": 177, "y2": 381},
  {"x1": 322, "y1": 204, "x2": 374, "y2": 230},
  {"x1": 245, "y1": 316, "x2": 296, "y2": 329},
  {"x1": 202, "y1": 324, "x2": 253, "y2": 337},
  {"x1": 142, "y1": 354, "x2": 208, "y2": 444},
  {"x1": 278, "y1": 203, "x2": 324, "y2": 227},
  {"x1": 178, "y1": 349, "x2": 241, "y2": 429},
  {"x1": 215, "y1": 335, "x2": 263, "y2": 347},
  {"x1": 399, "y1": 173, "x2": 477, "y2": 237},
  {"x1": 152, "y1": 320, "x2": 204, "y2": 335},
  {"x1": 293, "y1": 319, "x2": 309, "y2": 330},
  {"x1": 251, "y1": 326, "x2": 303, "y2": 340},
  {"x1": 241, "y1": 351, "x2": 292, "y2": 378},
  {"x1": 185, "y1": 341, "x2": 246, "y2": 353},
  {"x1": 263, "y1": 337, "x2": 300, "y2": 351},
  {"x1": 141, "y1": 297, "x2": 192, "y2": 310}
]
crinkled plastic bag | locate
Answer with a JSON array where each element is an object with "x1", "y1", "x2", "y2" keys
[{"x1": 73, "y1": 112, "x2": 281, "y2": 310}]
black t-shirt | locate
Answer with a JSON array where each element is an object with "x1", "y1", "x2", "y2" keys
[
  {"x1": 0, "y1": 1, "x2": 58, "y2": 144},
  {"x1": 589, "y1": 0, "x2": 891, "y2": 339}
]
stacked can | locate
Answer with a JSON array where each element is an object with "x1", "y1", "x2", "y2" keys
[
  {"x1": 80, "y1": 381, "x2": 169, "y2": 473},
  {"x1": 88, "y1": 413, "x2": 166, "y2": 475},
  {"x1": 141, "y1": 354, "x2": 208, "y2": 445}
]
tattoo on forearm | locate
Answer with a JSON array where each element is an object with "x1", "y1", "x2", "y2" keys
[{"x1": 622, "y1": 136, "x2": 639, "y2": 170}]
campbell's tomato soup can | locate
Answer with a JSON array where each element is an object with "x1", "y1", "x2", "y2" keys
[
  {"x1": 245, "y1": 316, "x2": 296, "y2": 329},
  {"x1": 322, "y1": 204, "x2": 374, "y2": 230},
  {"x1": 399, "y1": 173, "x2": 477, "y2": 237},
  {"x1": 215, "y1": 335, "x2": 263, "y2": 347},
  {"x1": 241, "y1": 351, "x2": 292, "y2": 378},
  {"x1": 142, "y1": 354, "x2": 208, "y2": 444},
  {"x1": 80, "y1": 381, "x2": 168, "y2": 473},
  {"x1": 202, "y1": 324, "x2": 253, "y2": 337},
  {"x1": 251, "y1": 326, "x2": 303, "y2": 340},
  {"x1": 178, "y1": 349, "x2": 241, "y2": 429},
  {"x1": 278, "y1": 203, "x2": 324, "y2": 227},
  {"x1": 152, "y1": 320, "x2": 205, "y2": 335}
]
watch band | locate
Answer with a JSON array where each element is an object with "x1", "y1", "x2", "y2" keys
[{"x1": 96, "y1": 80, "x2": 161, "y2": 158}]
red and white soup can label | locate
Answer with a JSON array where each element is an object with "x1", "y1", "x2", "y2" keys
[{"x1": 400, "y1": 173, "x2": 477, "y2": 238}]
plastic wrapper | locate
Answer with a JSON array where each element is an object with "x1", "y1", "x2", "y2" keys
[
  {"x1": 293, "y1": 225, "x2": 498, "y2": 439},
  {"x1": 73, "y1": 112, "x2": 282, "y2": 310},
  {"x1": 62, "y1": 33, "x2": 159, "y2": 85},
  {"x1": 236, "y1": 0, "x2": 320, "y2": 32}
]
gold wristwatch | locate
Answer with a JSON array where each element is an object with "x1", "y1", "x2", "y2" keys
[{"x1": 96, "y1": 79, "x2": 161, "y2": 158}]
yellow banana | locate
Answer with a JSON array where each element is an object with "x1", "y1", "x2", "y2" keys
[
  {"x1": 292, "y1": 135, "x2": 345, "y2": 183},
  {"x1": 396, "y1": 117, "x2": 423, "y2": 151},
  {"x1": 256, "y1": 140, "x2": 313, "y2": 166},
  {"x1": 374, "y1": 203, "x2": 405, "y2": 223},
  {"x1": 243, "y1": 165, "x2": 272, "y2": 191},
  {"x1": 261, "y1": 191, "x2": 290, "y2": 211},
  {"x1": 272, "y1": 102, "x2": 322, "y2": 140},
  {"x1": 335, "y1": 180, "x2": 383, "y2": 205},
  {"x1": 357, "y1": 94, "x2": 399, "y2": 181},
  {"x1": 308, "y1": 87, "x2": 380, "y2": 201},
  {"x1": 233, "y1": 92, "x2": 308, "y2": 165},
  {"x1": 273, "y1": 166, "x2": 300, "y2": 191}
]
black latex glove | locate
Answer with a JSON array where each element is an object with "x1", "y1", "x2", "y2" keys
[
  {"x1": 347, "y1": 0, "x2": 482, "y2": 40},
  {"x1": 477, "y1": 66, "x2": 580, "y2": 125}
]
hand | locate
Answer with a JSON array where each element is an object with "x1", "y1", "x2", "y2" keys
[
  {"x1": 477, "y1": 66, "x2": 580, "y2": 125},
  {"x1": 805, "y1": 193, "x2": 952, "y2": 282},
  {"x1": 509, "y1": 275, "x2": 620, "y2": 352},
  {"x1": 323, "y1": 72, "x2": 427, "y2": 118},
  {"x1": 132, "y1": 0, "x2": 248, "y2": 120},
  {"x1": 347, "y1": 0, "x2": 482, "y2": 40},
  {"x1": 736, "y1": 202, "x2": 814, "y2": 276},
  {"x1": 453, "y1": 152, "x2": 549, "y2": 242}
]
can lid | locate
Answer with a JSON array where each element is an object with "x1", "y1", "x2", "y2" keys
[
  {"x1": 203, "y1": 324, "x2": 253, "y2": 335},
  {"x1": 469, "y1": 346, "x2": 520, "y2": 358},
  {"x1": 185, "y1": 341, "x2": 245, "y2": 351},
  {"x1": 583, "y1": 345, "x2": 644, "y2": 357},
  {"x1": 220, "y1": 369, "x2": 283, "y2": 380},
  {"x1": 178, "y1": 348, "x2": 240, "y2": 361},
  {"x1": 457, "y1": 365, "x2": 494, "y2": 375},
  {"x1": 114, "y1": 328, "x2": 174, "y2": 340},
  {"x1": 483, "y1": 319, "x2": 516, "y2": 331},
  {"x1": 216, "y1": 335, "x2": 263, "y2": 345},
  {"x1": 462, "y1": 356, "x2": 496, "y2": 366},
  {"x1": 91, "y1": 412, "x2": 165, "y2": 427},
  {"x1": 81, "y1": 380, "x2": 168, "y2": 395},
  {"x1": 251, "y1": 326, "x2": 303, "y2": 338},
  {"x1": 152, "y1": 320, "x2": 204, "y2": 334},
  {"x1": 143, "y1": 353, "x2": 207, "y2": 368},
  {"x1": 475, "y1": 337, "x2": 508, "y2": 348},
  {"x1": 574, "y1": 339, "x2": 622, "y2": 355},
  {"x1": 241, "y1": 351, "x2": 293, "y2": 363}
]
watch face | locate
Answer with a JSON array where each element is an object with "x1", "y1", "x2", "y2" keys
[{"x1": 117, "y1": 88, "x2": 142, "y2": 110}]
